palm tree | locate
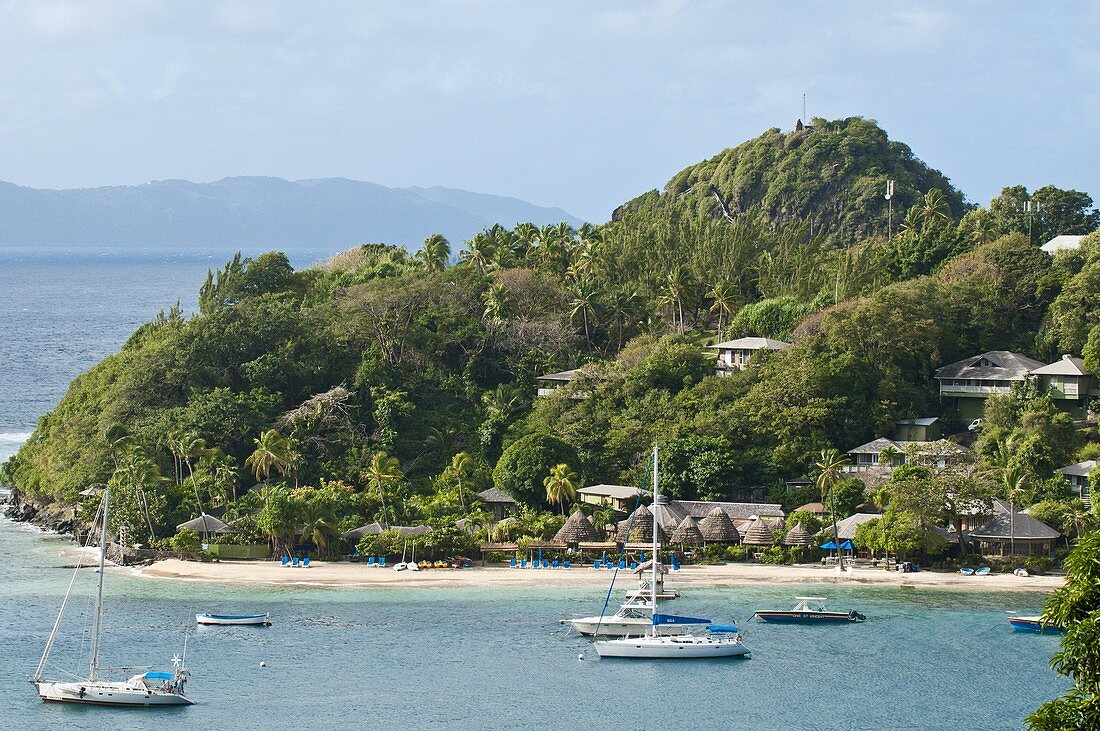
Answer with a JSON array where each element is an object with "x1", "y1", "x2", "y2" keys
[
  {"x1": 870, "y1": 486, "x2": 892, "y2": 567},
  {"x1": 815, "y1": 448, "x2": 851, "y2": 571},
  {"x1": 878, "y1": 445, "x2": 904, "y2": 469},
  {"x1": 482, "y1": 283, "x2": 512, "y2": 321},
  {"x1": 707, "y1": 281, "x2": 737, "y2": 340},
  {"x1": 543, "y1": 463, "x2": 578, "y2": 515},
  {"x1": 461, "y1": 233, "x2": 494, "y2": 274},
  {"x1": 1002, "y1": 464, "x2": 1030, "y2": 558},
  {"x1": 366, "y1": 452, "x2": 402, "y2": 526},
  {"x1": 657, "y1": 269, "x2": 690, "y2": 334},
  {"x1": 569, "y1": 278, "x2": 601, "y2": 347},
  {"x1": 447, "y1": 451, "x2": 475, "y2": 509},
  {"x1": 298, "y1": 500, "x2": 339, "y2": 556},
  {"x1": 245, "y1": 429, "x2": 290, "y2": 482},
  {"x1": 417, "y1": 234, "x2": 451, "y2": 272},
  {"x1": 920, "y1": 189, "x2": 952, "y2": 228},
  {"x1": 178, "y1": 434, "x2": 207, "y2": 514},
  {"x1": 1060, "y1": 501, "x2": 1095, "y2": 539}
]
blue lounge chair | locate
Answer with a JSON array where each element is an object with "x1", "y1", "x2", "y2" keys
[
  {"x1": 563, "y1": 560, "x2": 571, "y2": 569},
  {"x1": 551, "y1": 560, "x2": 559, "y2": 569},
  {"x1": 303, "y1": 557, "x2": 311, "y2": 568},
  {"x1": 281, "y1": 555, "x2": 290, "y2": 567},
  {"x1": 520, "y1": 558, "x2": 528, "y2": 569},
  {"x1": 592, "y1": 560, "x2": 601, "y2": 569},
  {"x1": 629, "y1": 562, "x2": 638, "y2": 571},
  {"x1": 292, "y1": 556, "x2": 300, "y2": 568},
  {"x1": 366, "y1": 555, "x2": 376, "y2": 567},
  {"x1": 379, "y1": 556, "x2": 386, "y2": 568},
  {"x1": 543, "y1": 559, "x2": 550, "y2": 569},
  {"x1": 618, "y1": 559, "x2": 626, "y2": 570},
  {"x1": 510, "y1": 558, "x2": 518, "y2": 568}
]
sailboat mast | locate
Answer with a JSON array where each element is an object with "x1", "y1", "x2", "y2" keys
[
  {"x1": 89, "y1": 484, "x2": 110, "y2": 681},
  {"x1": 651, "y1": 445, "x2": 659, "y2": 616}
]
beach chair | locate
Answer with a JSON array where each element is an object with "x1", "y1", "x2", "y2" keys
[
  {"x1": 292, "y1": 556, "x2": 300, "y2": 568},
  {"x1": 281, "y1": 555, "x2": 290, "y2": 567},
  {"x1": 542, "y1": 559, "x2": 550, "y2": 569},
  {"x1": 592, "y1": 561, "x2": 600, "y2": 569},
  {"x1": 510, "y1": 558, "x2": 518, "y2": 568},
  {"x1": 551, "y1": 560, "x2": 559, "y2": 569},
  {"x1": 303, "y1": 557, "x2": 311, "y2": 568},
  {"x1": 629, "y1": 562, "x2": 638, "y2": 571},
  {"x1": 618, "y1": 559, "x2": 626, "y2": 570},
  {"x1": 366, "y1": 555, "x2": 376, "y2": 567},
  {"x1": 520, "y1": 558, "x2": 528, "y2": 569},
  {"x1": 563, "y1": 560, "x2": 571, "y2": 569},
  {"x1": 379, "y1": 556, "x2": 387, "y2": 568}
]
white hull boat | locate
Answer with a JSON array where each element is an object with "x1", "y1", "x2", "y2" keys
[
  {"x1": 196, "y1": 613, "x2": 270, "y2": 626},
  {"x1": 36, "y1": 677, "x2": 195, "y2": 706},
  {"x1": 570, "y1": 615, "x2": 687, "y2": 637},
  {"x1": 595, "y1": 634, "x2": 751, "y2": 659}
]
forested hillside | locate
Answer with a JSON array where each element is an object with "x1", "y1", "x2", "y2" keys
[{"x1": 4, "y1": 117, "x2": 1099, "y2": 559}]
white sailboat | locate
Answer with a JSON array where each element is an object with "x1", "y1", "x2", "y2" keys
[
  {"x1": 568, "y1": 596, "x2": 689, "y2": 637},
  {"x1": 594, "y1": 446, "x2": 750, "y2": 660},
  {"x1": 32, "y1": 485, "x2": 194, "y2": 707}
]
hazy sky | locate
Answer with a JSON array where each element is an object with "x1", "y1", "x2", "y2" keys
[{"x1": 2, "y1": 1, "x2": 1098, "y2": 221}]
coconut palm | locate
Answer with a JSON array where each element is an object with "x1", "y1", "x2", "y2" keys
[
  {"x1": 920, "y1": 189, "x2": 952, "y2": 228},
  {"x1": 298, "y1": 500, "x2": 339, "y2": 556},
  {"x1": 870, "y1": 485, "x2": 892, "y2": 567},
  {"x1": 1002, "y1": 464, "x2": 1030, "y2": 557},
  {"x1": 461, "y1": 233, "x2": 494, "y2": 274},
  {"x1": 245, "y1": 429, "x2": 290, "y2": 482},
  {"x1": 569, "y1": 277, "x2": 602, "y2": 347},
  {"x1": 366, "y1": 452, "x2": 402, "y2": 526},
  {"x1": 815, "y1": 448, "x2": 851, "y2": 571},
  {"x1": 482, "y1": 283, "x2": 512, "y2": 321},
  {"x1": 417, "y1": 234, "x2": 451, "y2": 272},
  {"x1": 707, "y1": 280, "x2": 738, "y2": 340},
  {"x1": 1060, "y1": 501, "x2": 1096, "y2": 539},
  {"x1": 447, "y1": 451, "x2": 475, "y2": 509},
  {"x1": 657, "y1": 269, "x2": 690, "y2": 334},
  {"x1": 543, "y1": 463, "x2": 579, "y2": 515}
]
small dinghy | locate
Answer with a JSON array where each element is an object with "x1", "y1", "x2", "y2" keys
[
  {"x1": 1008, "y1": 616, "x2": 1064, "y2": 633},
  {"x1": 751, "y1": 597, "x2": 866, "y2": 624},
  {"x1": 959, "y1": 567, "x2": 975, "y2": 576},
  {"x1": 196, "y1": 613, "x2": 271, "y2": 627}
]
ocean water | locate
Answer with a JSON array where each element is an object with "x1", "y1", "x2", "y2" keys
[
  {"x1": 0, "y1": 519, "x2": 1068, "y2": 731},
  {"x1": 0, "y1": 248, "x2": 325, "y2": 462}
]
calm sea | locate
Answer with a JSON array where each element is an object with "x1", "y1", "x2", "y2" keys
[
  {"x1": 0, "y1": 248, "x2": 326, "y2": 462},
  {"x1": 0, "y1": 519, "x2": 1068, "y2": 731}
]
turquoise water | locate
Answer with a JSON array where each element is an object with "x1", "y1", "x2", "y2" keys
[{"x1": 0, "y1": 519, "x2": 1067, "y2": 730}]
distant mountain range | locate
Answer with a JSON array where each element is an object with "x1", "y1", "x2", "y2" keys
[{"x1": 0, "y1": 177, "x2": 582, "y2": 251}]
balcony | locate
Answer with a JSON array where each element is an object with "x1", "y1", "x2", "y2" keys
[{"x1": 939, "y1": 385, "x2": 1013, "y2": 396}]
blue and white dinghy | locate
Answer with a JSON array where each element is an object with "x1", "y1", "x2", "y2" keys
[{"x1": 196, "y1": 613, "x2": 271, "y2": 627}]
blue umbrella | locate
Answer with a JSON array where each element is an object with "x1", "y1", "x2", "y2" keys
[
  {"x1": 820, "y1": 541, "x2": 838, "y2": 550},
  {"x1": 840, "y1": 540, "x2": 854, "y2": 551}
]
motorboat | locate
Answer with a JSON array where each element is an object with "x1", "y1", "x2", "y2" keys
[
  {"x1": 1008, "y1": 616, "x2": 1064, "y2": 633},
  {"x1": 33, "y1": 485, "x2": 194, "y2": 707},
  {"x1": 751, "y1": 597, "x2": 866, "y2": 624},
  {"x1": 593, "y1": 446, "x2": 750, "y2": 660},
  {"x1": 196, "y1": 613, "x2": 271, "y2": 626},
  {"x1": 567, "y1": 598, "x2": 689, "y2": 637}
]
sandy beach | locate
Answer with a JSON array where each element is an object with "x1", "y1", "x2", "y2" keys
[{"x1": 135, "y1": 559, "x2": 1065, "y2": 593}]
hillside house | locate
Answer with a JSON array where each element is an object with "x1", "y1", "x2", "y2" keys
[
  {"x1": 711, "y1": 337, "x2": 790, "y2": 374},
  {"x1": 1057, "y1": 460, "x2": 1097, "y2": 506}
]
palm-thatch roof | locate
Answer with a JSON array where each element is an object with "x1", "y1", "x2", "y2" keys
[
  {"x1": 670, "y1": 516, "x2": 704, "y2": 545},
  {"x1": 616, "y1": 504, "x2": 669, "y2": 543},
  {"x1": 176, "y1": 513, "x2": 232, "y2": 534},
  {"x1": 699, "y1": 506, "x2": 740, "y2": 543},
  {"x1": 342, "y1": 522, "x2": 387, "y2": 541},
  {"x1": 742, "y1": 518, "x2": 775, "y2": 546},
  {"x1": 554, "y1": 510, "x2": 601, "y2": 544},
  {"x1": 782, "y1": 522, "x2": 815, "y2": 546},
  {"x1": 393, "y1": 524, "x2": 432, "y2": 537},
  {"x1": 477, "y1": 487, "x2": 517, "y2": 504}
]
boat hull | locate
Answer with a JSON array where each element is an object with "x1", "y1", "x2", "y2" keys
[
  {"x1": 570, "y1": 617, "x2": 687, "y2": 637},
  {"x1": 36, "y1": 681, "x2": 194, "y2": 706},
  {"x1": 1008, "y1": 616, "x2": 1064, "y2": 633},
  {"x1": 595, "y1": 636, "x2": 750, "y2": 659},
  {"x1": 753, "y1": 611, "x2": 863, "y2": 624},
  {"x1": 196, "y1": 613, "x2": 270, "y2": 626}
]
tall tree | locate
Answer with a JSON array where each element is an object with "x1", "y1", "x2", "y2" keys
[
  {"x1": 815, "y1": 448, "x2": 851, "y2": 571},
  {"x1": 366, "y1": 452, "x2": 402, "y2": 526},
  {"x1": 417, "y1": 234, "x2": 451, "y2": 272},
  {"x1": 543, "y1": 462, "x2": 579, "y2": 515}
]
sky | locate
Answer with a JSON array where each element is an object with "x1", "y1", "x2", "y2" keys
[{"x1": 1, "y1": 1, "x2": 1098, "y2": 222}]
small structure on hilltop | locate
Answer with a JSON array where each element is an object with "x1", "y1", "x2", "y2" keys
[
  {"x1": 553, "y1": 510, "x2": 600, "y2": 548},
  {"x1": 1040, "y1": 234, "x2": 1085, "y2": 254},
  {"x1": 577, "y1": 484, "x2": 646, "y2": 513},
  {"x1": 1056, "y1": 460, "x2": 1097, "y2": 507},
  {"x1": 711, "y1": 337, "x2": 791, "y2": 375}
]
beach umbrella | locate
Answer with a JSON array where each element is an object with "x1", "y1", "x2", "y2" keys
[
  {"x1": 699, "y1": 507, "x2": 741, "y2": 543},
  {"x1": 840, "y1": 540, "x2": 855, "y2": 551},
  {"x1": 670, "y1": 516, "x2": 704, "y2": 545},
  {"x1": 742, "y1": 518, "x2": 775, "y2": 546},
  {"x1": 820, "y1": 541, "x2": 838, "y2": 550},
  {"x1": 782, "y1": 522, "x2": 815, "y2": 547},
  {"x1": 176, "y1": 513, "x2": 232, "y2": 534},
  {"x1": 553, "y1": 510, "x2": 600, "y2": 545}
]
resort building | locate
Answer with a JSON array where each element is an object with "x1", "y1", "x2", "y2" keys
[
  {"x1": 1040, "y1": 234, "x2": 1086, "y2": 255},
  {"x1": 616, "y1": 498, "x2": 784, "y2": 544},
  {"x1": 711, "y1": 337, "x2": 790, "y2": 375},
  {"x1": 577, "y1": 484, "x2": 646, "y2": 513},
  {"x1": 535, "y1": 368, "x2": 583, "y2": 398},
  {"x1": 968, "y1": 499, "x2": 1061, "y2": 557},
  {"x1": 1056, "y1": 460, "x2": 1097, "y2": 506},
  {"x1": 934, "y1": 351, "x2": 1046, "y2": 420},
  {"x1": 843, "y1": 438, "x2": 971, "y2": 474},
  {"x1": 834, "y1": 513, "x2": 881, "y2": 542},
  {"x1": 476, "y1": 487, "x2": 517, "y2": 522},
  {"x1": 1029, "y1": 355, "x2": 1099, "y2": 419}
]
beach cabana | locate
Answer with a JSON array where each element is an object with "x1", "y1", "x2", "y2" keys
[
  {"x1": 616, "y1": 504, "x2": 669, "y2": 544},
  {"x1": 782, "y1": 522, "x2": 815, "y2": 547},
  {"x1": 553, "y1": 510, "x2": 600, "y2": 547},
  {"x1": 742, "y1": 518, "x2": 774, "y2": 546},
  {"x1": 342, "y1": 522, "x2": 387, "y2": 542},
  {"x1": 670, "y1": 516, "x2": 704, "y2": 546},
  {"x1": 176, "y1": 513, "x2": 232, "y2": 539},
  {"x1": 699, "y1": 507, "x2": 741, "y2": 544},
  {"x1": 393, "y1": 525, "x2": 432, "y2": 537}
]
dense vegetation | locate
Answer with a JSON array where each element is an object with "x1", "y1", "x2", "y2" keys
[{"x1": 3, "y1": 118, "x2": 1099, "y2": 568}]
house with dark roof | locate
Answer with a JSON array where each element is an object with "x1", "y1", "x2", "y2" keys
[
  {"x1": 1057, "y1": 460, "x2": 1097, "y2": 506},
  {"x1": 711, "y1": 337, "x2": 790, "y2": 374},
  {"x1": 968, "y1": 498, "x2": 1061, "y2": 556},
  {"x1": 935, "y1": 351, "x2": 1047, "y2": 420},
  {"x1": 476, "y1": 487, "x2": 517, "y2": 521},
  {"x1": 535, "y1": 368, "x2": 583, "y2": 398},
  {"x1": 1030, "y1": 355, "x2": 1099, "y2": 419},
  {"x1": 843, "y1": 438, "x2": 971, "y2": 474}
]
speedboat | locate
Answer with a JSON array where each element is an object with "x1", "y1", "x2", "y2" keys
[
  {"x1": 196, "y1": 613, "x2": 271, "y2": 626},
  {"x1": 751, "y1": 597, "x2": 866, "y2": 624},
  {"x1": 567, "y1": 599, "x2": 689, "y2": 637},
  {"x1": 1008, "y1": 616, "x2": 1064, "y2": 633}
]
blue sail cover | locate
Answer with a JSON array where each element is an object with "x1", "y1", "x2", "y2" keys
[
  {"x1": 707, "y1": 625, "x2": 739, "y2": 633},
  {"x1": 653, "y1": 613, "x2": 711, "y2": 625},
  {"x1": 145, "y1": 671, "x2": 173, "y2": 680}
]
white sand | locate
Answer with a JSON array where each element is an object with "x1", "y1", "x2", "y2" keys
[{"x1": 135, "y1": 559, "x2": 1064, "y2": 593}]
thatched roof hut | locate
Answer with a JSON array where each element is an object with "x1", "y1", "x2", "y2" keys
[
  {"x1": 699, "y1": 506, "x2": 740, "y2": 543},
  {"x1": 176, "y1": 513, "x2": 231, "y2": 534},
  {"x1": 616, "y1": 504, "x2": 670, "y2": 544},
  {"x1": 554, "y1": 510, "x2": 600, "y2": 545},
  {"x1": 782, "y1": 522, "x2": 815, "y2": 547},
  {"x1": 342, "y1": 522, "x2": 387, "y2": 541},
  {"x1": 670, "y1": 516, "x2": 704, "y2": 545},
  {"x1": 742, "y1": 518, "x2": 775, "y2": 546}
]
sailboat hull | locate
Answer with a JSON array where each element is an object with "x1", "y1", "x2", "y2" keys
[
  {"x1": 36, "y1": 681, "x2": 194, "y2": 706},
  {"x1": 594, "y1": 636, "x2": 751, "y2": 659},
  {"x1": 570, "y1": 616, "x2": 687, "y2": 637}
]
